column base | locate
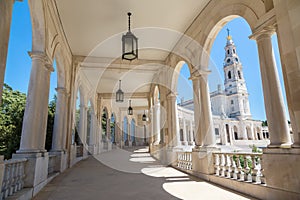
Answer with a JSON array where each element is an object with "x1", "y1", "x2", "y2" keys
[
  {"x1": 268, "y1": 142, "x2": 293, "y2": 149},
  {"x1": 262, "y1": 147, "x2": 300, "y2": 194},
  {"x1": 49, "y1": 150, "x2": 68, "y2": 173},
  {"x1": 12, "y1": 152, "x2": 49, "y2": 196},
  {"x1": 191, "y1": 146, "x2": 220, "y2": 178}
]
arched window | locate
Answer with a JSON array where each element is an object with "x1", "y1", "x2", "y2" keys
[
  {"x1": 227, "y1": 49, "x2": 230, "y2": 55},
  {"x1": 233, "y1": 49, "x2": 236, "y2": 54},
  {"x1": 238, "y1": 71, "x2": 242, "y2": 79},
  {"x1": 228, "y1": 71, "x2": 231, "y2": 79}
]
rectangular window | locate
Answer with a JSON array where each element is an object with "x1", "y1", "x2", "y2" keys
[{"x1": 231, "y1": 100, "x2": 234, "y2": 104}]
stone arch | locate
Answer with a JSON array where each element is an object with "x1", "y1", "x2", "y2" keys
[
  {"x1": 171, "y1": 61, "x2": 194, "y2": 94},
  {"x1": 198, "y1": 1, "x2": 265, "y2": 69},
  {"x1": 52, "y1": 44, "x2": 67, "y2": 89},
  {"x1": 153, "y1": 85, "x2": 160, "y2": 105}
]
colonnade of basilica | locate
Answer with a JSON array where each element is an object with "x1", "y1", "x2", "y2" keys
[{"x1": 0, "y1": 0, "x2": 300, "y2": 199}]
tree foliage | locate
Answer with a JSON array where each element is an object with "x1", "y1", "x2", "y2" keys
[
  {"x1": 0, "y1": 84, "x2": 57, "y2": 158},
  {"x1": 0, "y1": 84, "x2": 26, "y2": 159},
  {"x1": 45, "y1": 95, "x2": 56, "y2": 151}
]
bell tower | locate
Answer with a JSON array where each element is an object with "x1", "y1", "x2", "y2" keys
[{"x1": 223, "y1": 29, "x2": 251, "y2": 119}]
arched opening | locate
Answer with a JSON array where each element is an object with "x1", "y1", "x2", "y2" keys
[
  {"x1": 173, "y1": 61, "x2": 195, "y2": 147},
  {"x1": 131, "y1": 119, "x2": 136, "y2": 146},
  {"x1": 86, "y1": 101, "x2": 92, "y2": 145},
  {"x1": 225, "y1": 124, "x2": 230, "y2": 143},
  {"x1": 234, "y1": 126, "x2": 238, "y2": 140},
  {"x1": 74, "y1": 90, "x2": 81, "y2": 145},
  {"x1": 228, "y1": 71, "x2": 231, "y2": 79},
  {"x1": 255, "y1": 127, "x2": 261, "y2": 140},
  {"x1": 111, "y1": 113, "x2": 116, "y2": 144},
  {"x1": 246, "y1": 126, "x2": 252, "y2": 140},
  {"x1": 102, "y1": 108, "x2": 108, "y2": 141},
  {"x1": 123, "y1": 116, "x2": 128, "y2": 146}
]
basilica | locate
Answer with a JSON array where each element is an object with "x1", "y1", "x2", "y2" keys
[
  {"x1": 178, "y1": 32, "x2": 269, "y2": 150},
  {"x1": 1, "y1": 0, "x2": 300, "y2": 199}
]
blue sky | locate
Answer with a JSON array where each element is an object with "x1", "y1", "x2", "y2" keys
[
  {"x1": 5, "y1": 1, "x2": 289, "y2": 120},
  {"x1": 177, "y1": 18, "x2": 289, "y2": 121}
]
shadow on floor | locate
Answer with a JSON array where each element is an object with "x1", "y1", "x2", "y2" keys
[{"x1": 34, "y1": 147, "x2": 255, "y2": 200}]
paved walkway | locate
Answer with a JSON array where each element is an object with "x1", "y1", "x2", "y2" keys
[{"x1": 34, "y1": 147, "x2": 255, "y2": 200}]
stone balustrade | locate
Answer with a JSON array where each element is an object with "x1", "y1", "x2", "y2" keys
[
  {"x1": 76, "y1": 144, "x2": 83, "y2": 157},
  {"x1": 213, "y1": 152, "x2": 265, "y2": 185},
  {"x1": 177, "y1": 152, "x2": 192, "y2": 170},
  {"x1": 1, "y1": 158, "x2": 27, "y2": 199},
  {"x1": 48, "y1": 155, "x2": 56, "y2": 175}
]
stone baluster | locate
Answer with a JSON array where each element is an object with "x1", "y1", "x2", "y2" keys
[
  {"x1": 225, "y1": 154, "x2": 232, "y2": 178},
  {"x1": 244, "y1": 155, "x2": 251, "y2": 182},
  {"x1": 251, "y1": 155, "x2": 260, "y2": 184},
  {"x1": 230, "y1": 154, "x2": 237, "y2": 179},
  {"x1": 214, "y1": 154, "x2": 220, "y2": 176},
  {"x1": 220, "y1": 154, "x2": 226, "y2": 177},
  {"x1": 236, "y1": 156, "x2": 244, "y2": 181}
]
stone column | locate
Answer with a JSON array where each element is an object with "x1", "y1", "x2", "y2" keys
[
  {"x1": 153, "y1": 103, "x2": 161, "y2": 145},
  {"x1": 190, "y1": 71, "x2": 215, "y2": 147},
  {"x1": 18, "y1": 52, "x2": 53, "y2": 153},
  {"x1": 251, "y1": 29, "x2": 292, "y2": 147},
  {"x1": 150, "y1": 106, "x2": 154, "y2": 144},
  {"x1": 79, "y1": 104, "x2": 87, "y2": 145},
  {"x1": 189, "y1": 120, "x2": 195, "y2": 145},
  {"x1": 51, "y1": 87, "x2": 67, "y2": 151},
  {"x1": 0, "y1": 0, "x2": 14, "y2": 105},
  {"x1": 167, "y1": 93, "x2": 180, "y2": 147},
  {"x1": 182, "y1": 119, "x2": 188, "y2": 146}
]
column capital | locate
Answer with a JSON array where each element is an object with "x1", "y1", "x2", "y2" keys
[
  {"x1": 167, "y1": 92, "x2": 177, "y2": 99},
  {"x1": 28, "y1": 51, "x2": 47, "y2": 60},
  {"x1": 28, "y1": 51, "x2": 54, "y2": 72},
  {"x1": 80, "y1": 104, "x2": 88, "y2": 109},
  {"x1": 249, "y1": 26, "x2": 276, "y2": 41},
  {"x1": 189, "y1": 69, "x2": 211, "y2": 80},
  {"x1": 55, "y1": 87, "x2": 68, "y2": 95}
]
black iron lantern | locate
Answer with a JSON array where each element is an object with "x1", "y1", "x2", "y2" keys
[
  {"x1": 128, "y1": 100, "x2": 133, "y2": 115},
  {"x1": 142, "y1": 110, "x2": 147, "y2": 121},
  {"x1": 122, "y1": 12, "x2": 138, "y2": 61},
  {"x1": 116, "y1": 80, "x2": 124, "y2": 102}
]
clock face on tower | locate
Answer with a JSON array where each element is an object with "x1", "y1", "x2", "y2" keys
[{"x1": 227, "y1": 58, "x2": 231, "y2": 63}]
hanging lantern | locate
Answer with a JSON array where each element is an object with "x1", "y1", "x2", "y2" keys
[
  {"x1": 128, "y1": 100, "x2": 133, "y2": 115},
  {"x1": 122, "y1": 12, "x2": 138, "y2": 61},
  {"x1": 116, "y1": 80, "x2": 124, "y2": 102},
  {"x1": 142, "y1": 110, "x2": 147, "y2": 121}
]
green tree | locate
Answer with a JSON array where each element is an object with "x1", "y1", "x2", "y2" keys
[
  {"x1": 45, "y1": 95, "x2": 56, "y2": 151},
  {"x1": 262, "y1": 120, "x2": 268, "y2": 126},
  {"x1": 0, "y1": 84, "x2": 26, "y2": 159}
]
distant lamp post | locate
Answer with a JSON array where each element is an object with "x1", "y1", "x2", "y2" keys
[
  {"x1": 122, "y1": 12, "x2": 138, "y2": 61},
  {"x1": 142, "y1": 110, "x2": 147, "y2": 121},
  {"x1": 116, "y1": 80, "x2": 124, "y2": 102},
  {"x1": 128, "y1": 100, "x2": 133, "y2": 115}
]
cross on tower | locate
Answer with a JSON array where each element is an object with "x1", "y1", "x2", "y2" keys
[{"x1": 226, "y1": 28, "x2": 230, "y2": 37}]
